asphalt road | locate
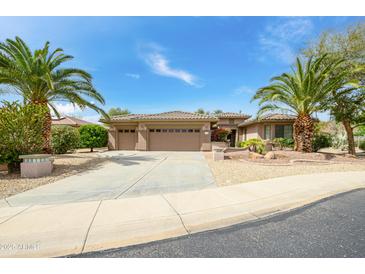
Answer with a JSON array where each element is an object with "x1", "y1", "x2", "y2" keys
[{"x1": 73, "y1": 189, "x2": 365, "y2": 258}]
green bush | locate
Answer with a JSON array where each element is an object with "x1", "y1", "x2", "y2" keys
[
  {"x1": 0, "y1": 101, "x2": 48, "y2": 172},
  {"x1": 51, "y1": 126, "x2": 80, "y2": 154},
  {"x1": 359, "y1": 140, "x2": 365, "y2": 150},
  {"x1": 239, "y1": 138, "x2": 265, "y2": 154},
  {"x1": 272, "y1": 138, "x2": 294, "y2": 149},
  {"x1": 79, "y1": 124, "x2": 108, "y2": 152},
  {"x1": 313, "y1": 133, "x2": 332, "y2": 152}
]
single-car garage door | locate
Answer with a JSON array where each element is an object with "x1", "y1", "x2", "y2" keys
[
  {"x1": 149, "y1": 128, "x2": 201, "y2": 151},
  {"x1": 118, "y1": 129, "x2": 137, "y2": 150}
]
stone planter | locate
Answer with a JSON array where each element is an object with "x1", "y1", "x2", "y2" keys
[
  {"x1": 19, "y1": 154, "x2": 53, "y2": 178},
  {"x1": 212, "y1": 147, "x2": 225, "y2": 161}
]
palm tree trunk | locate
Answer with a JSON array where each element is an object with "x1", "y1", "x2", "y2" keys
[
  {"x1": 293, "y1": 114, "x2": 314, "y2": 153},
  {"x1": 42, "y1": 110, "x2": 53, "y2": 154},
  {"x1": 342, "y1": 119, "x2": 356, "y2": 156}
]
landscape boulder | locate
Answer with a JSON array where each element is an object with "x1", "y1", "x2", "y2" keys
[
  {"x1": 264, "y1": 151, "x2": 276, "y2": 160},
  {"x1": 249, "y1": 152, "x2": 264, "y2": 160}
]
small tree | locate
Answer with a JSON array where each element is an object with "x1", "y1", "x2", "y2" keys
[
  {"x1": 79, "y1": 124, "x2": 108, "y2": 152},
  {"x1": 51, "y1": 126, "x2": 80, "y2": 154},
  {"x1": 0, "y1": 101, "x2": 48, "y2": 172},
  {"x1": 108, "y1": 107, "x2": 131, "y2": 116}
]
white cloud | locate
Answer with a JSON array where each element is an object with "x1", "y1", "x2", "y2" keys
[
  {"x1": 125, "y1": 73, "x2": 141, "y2": 79},
  {"x1": 259, "y1": 18, "x2": 313, "y2": 64},
  {"x1": 53, "y1": 103, "x2": 81, "y2": 116},
  {"x1": 140, "y1": 43, "x2": 199, "y2": 87},
  {"x1": 233, "y1": 86, "x2": 255, "y2": 96}
]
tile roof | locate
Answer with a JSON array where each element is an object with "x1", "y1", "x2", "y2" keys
[
  {"x1": 52, "y1": 116, "x2": 93, "y2": 126},
  {"x1": 107, "y1": 111, "x2": 218, "y2": 122},
  {"x1": 238, "y1": 113, "x2": 297, "y2": 127},
  {"x1": 215, "y1": 112, "x2": 251, "y2": 119}
]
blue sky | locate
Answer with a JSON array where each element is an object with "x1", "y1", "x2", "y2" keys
[{"x1": 0, "y1": 16, "x2": 364, "y2": 122}]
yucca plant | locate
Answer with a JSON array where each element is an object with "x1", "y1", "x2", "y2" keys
[
  {"x1": 0, "y1": 37, "x2": 107, "y2": 153},
  {"x1": 252, "y1": 55, "x2": 347, "y2": 152}
]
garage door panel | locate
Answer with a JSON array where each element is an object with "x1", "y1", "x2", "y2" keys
[
  {"x1": 149, "y1": 128, "x2": 201, "y2": 151},
  {"x1": 118, "y1": 129, "x2": 137, "y2": 150}
]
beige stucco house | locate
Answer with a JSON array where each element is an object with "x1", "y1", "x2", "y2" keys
[
  {"x1": 237, "y1": 114, "x2": 296, "y2": 142},
  {"x1": 104, "y1": 111, "x2": 296, "y2": 151},
  {"x1": 104, "y1": 111, "x2": 218, "y2": 151}
]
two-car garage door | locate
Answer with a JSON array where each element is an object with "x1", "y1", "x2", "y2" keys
[{"x1": 149, "y1": 128, "x2": 201, "y2": 151}]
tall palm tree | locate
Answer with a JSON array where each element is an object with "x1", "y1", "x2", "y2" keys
[
  {"x1": 0, "y1": 37, "x2": 107, "y2": 153},
  {"x1": 252, "y1": 55, "x2": 346, "y2": 152}
]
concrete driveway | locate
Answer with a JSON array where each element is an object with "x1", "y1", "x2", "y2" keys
[{"x1": 5, "y1": 151, "x2": 216, "y2": 207}]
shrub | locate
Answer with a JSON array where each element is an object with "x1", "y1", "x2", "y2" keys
[
  {"x1": 0, "y1": 101, "x2": 48, "y2": 172},
  {"x1": 240, "y1": 138, "x2": 265, "y2": 154},
  {"x1": 313, "y1": 133, "x2": 332, "y2": 152},
  {"x1": 359, "y1": 140, "x2": 365, "y2": 150},
  {"x1": 272, "y1": 138, "x2": 294, "y2": 150},
  {"x1": 51, "y1": 126, "x2": 80, "y2": 154},
  {"x1": 211, "y1": 128, "x2": 230, "y2": 142},
  {"x1": 79, "y1": 124, "x2": 108, "y2": 152}
]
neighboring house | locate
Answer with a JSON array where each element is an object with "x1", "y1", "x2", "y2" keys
[
  {"x1": 51, "y1": 116, "x2": 93, "y2": 128},
  {"x1": 237, "y1": 114, "x2": 296, "y2": 142},
  {"x1": 215, "y1": 112, "x2": 251, "y2": 147},
  {"x1": 104, "y1": 111, "x2": 218, "y2": 151}
]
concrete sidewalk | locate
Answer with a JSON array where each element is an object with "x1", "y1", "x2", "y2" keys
[{"x1": 0, "y1": 171, "x2": 364, "y2": 258}]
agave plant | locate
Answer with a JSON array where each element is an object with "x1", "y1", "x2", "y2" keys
[
  {"x1": 252, "y1": 55, "x2": 347, "y2": 152},
  {"x1": 0, "y1": 37, "x2": 107, "y2": 153}
]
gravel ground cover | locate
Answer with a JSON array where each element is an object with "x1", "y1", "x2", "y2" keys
[
  {"x1": 205, "y1": 151, "x2": 365, "y2": 186},
  {"x1": 0, "y1": 148, "x2": 108, "y2": 199}
]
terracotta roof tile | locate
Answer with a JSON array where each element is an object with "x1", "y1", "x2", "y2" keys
[
  {"x1": 107, "y1": 111, "x2": 218, "y2": 122},
  {"x1": 238, "y1": 113, "x2": 297, "y2": 127},
  {"x1": 216, "y1": 112, "x2": 251, "y2": 119},
  {"x1": 52, "y1": 116, "x2": 92, "y2": 126}
]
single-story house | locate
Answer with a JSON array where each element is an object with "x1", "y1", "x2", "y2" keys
[
  {"x1": 104, "y1": 111, "x2": 297, "y2": 151},
  {"x1": 104, "y1": 111, "x2": 218, "y2": 151},
  {"x1": 237, "y1": 114, "x2": 296, "y2": 142},
  {"x1": 52, "y1": 116, "x2": 92, "y2": 128}
]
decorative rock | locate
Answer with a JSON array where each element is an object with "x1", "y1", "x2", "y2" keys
[
  {"x1": 249, "y1": 152, "x2": 264, "y2": 160},
  {"x1": 264, "y1": 151, "x2": 276, "y2": 160}
]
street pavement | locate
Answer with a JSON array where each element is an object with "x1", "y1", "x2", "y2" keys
[{"x1": 75, "y1": 189, "x2": 365, "y2": 258}]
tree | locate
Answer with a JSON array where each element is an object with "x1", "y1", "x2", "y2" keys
[
  {"x1": 0, "y1": 37, "x2": 107, "y2": 153},
  {"x1": 0, "y1": 101, "x2": 48, "y2": 172},
  {"x1": 252, "y1": 55, "x2": 346, "y2": 152},
  {"x1": 108, "y1": 107, "x2": 131, "y2": 116},
  {"x1": 79, "y1": 124, "x2": 108, "y2": 152},
  {"x1": 303, "y1": 23, "x2": 365, "y2": 155},
  {"x1": 195, "y1": 108, "x2": 206, "y2": 115},
  {"x1": 212, "y1": 109, "x2": 223, "y2": 115}
]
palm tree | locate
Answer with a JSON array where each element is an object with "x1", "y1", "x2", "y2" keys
[
  {"x1": 0, "y1": 37, "x2": 107, "y2": 153},
  {"x1": 252, "y1": 55, "x2": 346, "y2": 152}
]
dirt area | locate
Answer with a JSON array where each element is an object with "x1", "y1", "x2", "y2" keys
[
  {"x1": 0, "y1": 148, "x2": 108, "y2": 199},
  {"x1": 206, "y1": 150, "x2": 365, "y2": 186}
]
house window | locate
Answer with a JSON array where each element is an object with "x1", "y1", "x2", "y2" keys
[
  {"x1": 162, "y1": 129, "x2": 168, "y2": 132},
  {"x1": 264, "y1": 125, "x2": 271, "y2": 139},
  {"x1": 168, "y1": 129, "x2": 174, "y2": 133},
  {"x1": 124, "y1": 129, "x2": 130, "y2": 133},
  {"x1": 181, "y1": 129, "x2": 187, "y2": 133},
  {"x1": 130, "y1": 129, "x2": 136, "y2": 133},
  {"x1": 188, "y1": 129, "x2": 193, "y2": 132},
  {"x1": 175, "y1": 129, "x2": 181, "y2": 133},
  {"x1": 156, "y1": 129, "x2": 161, "y2": 132},
  {"x1": 194, "y1": 129, "x2": 200, "y2": 133},
  {"x1": 275, "y1": 125, "x2": 293, "y2": 139},
  {"x1": 149, "y1": 129, "x2": 155, "y2": 132}
]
